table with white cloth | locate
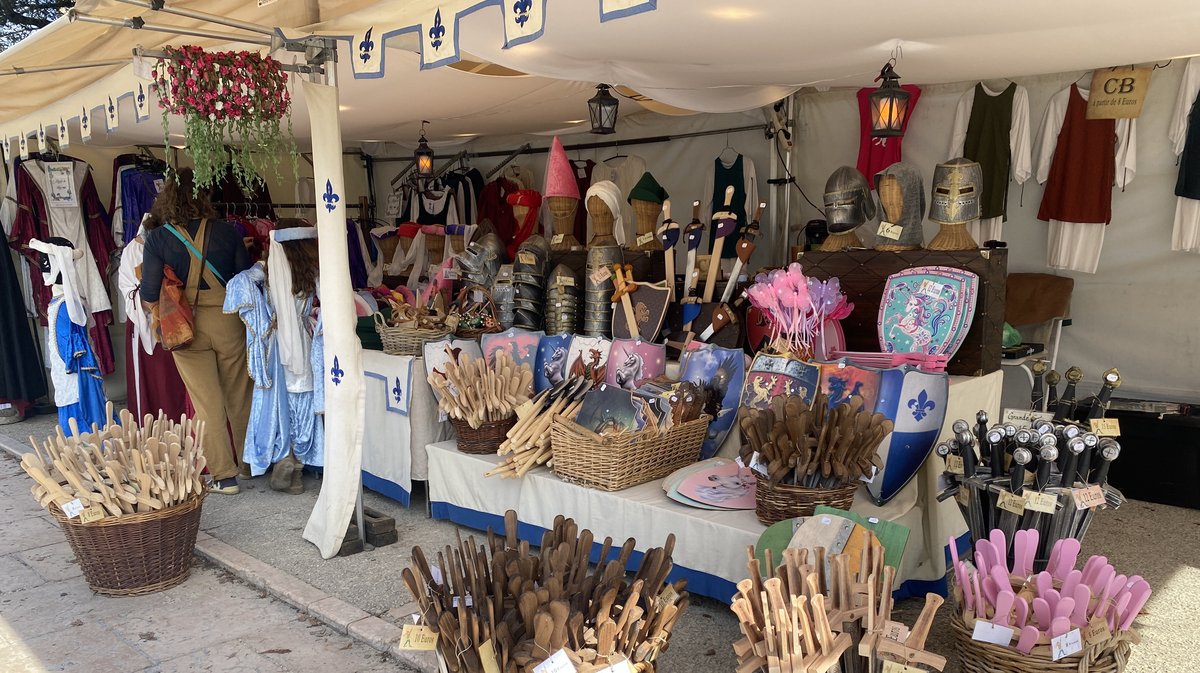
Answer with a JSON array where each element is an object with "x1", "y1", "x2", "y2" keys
[
  {"x1": 360, "y1": 351, "x2": 452, "y2": 506},
  {"x1": 426, "y1": 371, "x2": 1002, "y2": 600}
]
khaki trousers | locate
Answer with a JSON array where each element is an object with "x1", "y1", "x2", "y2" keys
[{"x1": 171, "y1": 289, "x2": 253, "y2": 481}]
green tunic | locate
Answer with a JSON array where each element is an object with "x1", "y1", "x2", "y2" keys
[{"x1": 963, "y1": 82, "x2": 1016, "y2": 221}]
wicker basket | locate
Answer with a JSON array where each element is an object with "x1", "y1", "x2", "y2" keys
[
  {"x1": 452, "y1": 416, "x2": 516, "y2": 455},
  {"x1": 754, "y1": 476, "x2": 858, "y2": 526},
  {"x1": 950, "y1": 614, "x2": 1133, "y2": 673},
  {"x1": 453, "y1": 284, "x2": 503, "y2": 340},
  {"x1": 373, "y1": 312, "x2": 450, "y2": 357},
  {"x1": 551, "y1": 414, "x2": 709, "y2": 491},
  {"x1": 49, "y1": 491, "x2": 206, "y2": 596}
]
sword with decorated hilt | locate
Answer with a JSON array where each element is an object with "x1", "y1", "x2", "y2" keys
[
  {"x1": 680, "y1": 202, "x2": 705, "y2": 332},
  {"x1": 610, "y1": 263, "x2": 640, "y2": 336},
  {"x1": 697, "y1": 304, "x2": 739, "y2": 343},
  {"x1": 1091, "y1": 438, "x2": 1120, "y2": 486},
  {"x1": 1054, "y1": 366, "x2": 1083, "y2": 421},
  {"x1": 720, "y1": 202, "x2": 764, "y2": 304},
  {"x1": 1076, "y1": 432, "x2": 1099, "y2": 485},
  {"x1": 703, "y1": 186, "x2": 737, "y2": 304},
  {"x1": 1046, "y1": 369, "x2": 1061, "y2": 410},
  {"x1": 1030, "y1": 359, "x2": 1049, "y2": 412},
  {"x1": 1088, "y1": 368, "x2": 1122, "y2": 420},
  {"x1": 657, "y1": 200, "x2": 680, "y2": 303}
]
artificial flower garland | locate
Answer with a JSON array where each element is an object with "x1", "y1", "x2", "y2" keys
[{"x1": 153, "y1": 45, "x2": 297, "y2": 192}]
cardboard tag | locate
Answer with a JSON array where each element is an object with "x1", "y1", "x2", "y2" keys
[
  {"x1": 997, "y1": 490, "x2": 1027, "y2": 515},
  {"x1": 473, "y1": 290, "x2": 485, "y2": 304},
  {"x1": 443, "y1": 267, "x2": 460, "y2": 280},
  {"x1": 398, "y1": 624, "x2": 438, "y2": 650},
  {"x1": 590, "y1": 266, "x2": 612, "y2": 284},
  {"x1": 429, "y1": 565, "x2": 444, "y2": 586},
  {"x1": 1072, "y1": 485, "x2": 1106, "y2": 510},
  {"x1": 1087, "y1": 67, "x2": 1151, "y2": 120},
  {"x1": 552, "y1": 234, "x2": 565, "y2": 244},
  {"x1": 882, "y1": 661, "x2": 925, "y2": 673},
  {"x1": 881, "y1": 620, "x2": 910, "y2": 643},
  {"x1": 956, "y1": 488, "x2": 970, "y2": 507},
  {"x1": 945, "y1": 455, "x2": 965, "y2": 475},
  {"x1": 859, "y1": 465, "x2": 878, "y2": 484},
  {"x1": 876, "y1": 220, "x2": 903, "y2": 240},
  {"x1": 1051, "y1": 628, "x2": 1083, "y2": 661},
  {"x1": 1084, "y1": 616, "x2": 1112, "y2": 645},
  {"x1": 596, "y1": 659, "x2": 635, "y2": 673},
  {"x1": 637, "y1": 232, "x2": 655, "y2": 246},
  {"x1": 386, "y1": 192, "x2": 400, "y2": 216},
  {"x1": 656, "y1": 584, "x2": 679, "y2": 611},
  {"x1": 971, "y1": 620, "x2": 1015, "y2": 646},
  {"x1": 479, "y1": 638, "x2": 502, "y2": 673},
  {"x1": 79, "y1": 506, "x2": 106, "y2": 523},
  {"x1": 62, "y1": 498, "x2": 84, "y2": 519},
  {"x1": 533, "y1": 649, "x2": 576, "y2": 673},
  {"x1": 1023, "y1": 490, "x2": 1058, "y2": 514},
  {"x1": 1089, "y1": 418, "x2": 1121, "y2": 437},
  {"x1": 428, "y1": 263, "x2": 442, "y2": 279},
  {"x1": 749, "y1": 451, "x2": 769, "y2": 476},
  {"x1": 1001, "y1": 408, "x2": 1055, "y2": 429},
  {"x1": 918, "y1": 279, "x2": 946, "y2": 298},
  {"x1": 556, "y1": 276, "x2": 575, "y2": 287},
  {"x1": 517, "y1": 252, "x2": 537, "y2": 265},
  {"x1": 497, "y1": 264, "x2": 514, "y2": 280}
]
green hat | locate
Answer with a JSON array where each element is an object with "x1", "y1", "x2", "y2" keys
[{"x1": 627, "y1": 171, "x2": 669, "y2": 204}]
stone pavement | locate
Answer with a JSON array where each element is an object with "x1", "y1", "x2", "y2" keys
[{"x1": 0, "y1": 452, "x2": 418, "y2": 673}]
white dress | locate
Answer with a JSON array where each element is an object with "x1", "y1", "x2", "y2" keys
[
  {"x1": 1169, "y1": 57, "x2": 1200, "y2": 254},
  {"x1": 947, "y1": 82, "x2": 1033, "y2": 243},
  {"x1": 1034, "y1": 86, "x2": 1137, "y2": 274}
]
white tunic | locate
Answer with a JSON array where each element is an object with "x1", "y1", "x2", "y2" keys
[
  {"x1": 1034, "y1": 86, "x2": 1137, "y2": 274},
  {"x1": 947, "y1": 82, "x2": 1033, "y2": 243},
  {"x1": 1169, "y1": 57, "x2": 1200, "y2": 254}
]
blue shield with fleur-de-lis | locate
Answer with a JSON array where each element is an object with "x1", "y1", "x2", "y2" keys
[
  {"x1": 330, "y1": 356, "x2": 345, "y2": 386},
  {"x1": 512, "y1": 0, "x2": 532, "y2": 26},
  {"x1": 429, "y1": 9, "x2": 445, "y2": 50},
  {"x1": 869, "y1": 366, "x2": 949, "y2": 505},
  {"x1": 322, "y1": 179, "x2": 340, "y2": 212},
  {"x1": 359, "y1": 27, "x2": 375, "y2": 64}
]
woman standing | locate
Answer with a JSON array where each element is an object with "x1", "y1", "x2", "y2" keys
[{"x1": 141, "y1": 169, "x2": 254, "y2": 494}]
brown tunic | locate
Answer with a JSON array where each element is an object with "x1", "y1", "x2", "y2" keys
[{"x1": 1037, "y1": 84, "x2": 1117, "y2": 224}]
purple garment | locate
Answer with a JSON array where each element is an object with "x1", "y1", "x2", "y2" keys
[
  {"x1": 119, "y1": 167, "x2": 163, "y2": 243},
  {"x1": 346, "y1": 220, "x2": 368, "y2": 289}
]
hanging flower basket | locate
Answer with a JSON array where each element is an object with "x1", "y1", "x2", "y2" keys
[{"x1": 153, "y1": 45, "x2": 297, "y2": 192}]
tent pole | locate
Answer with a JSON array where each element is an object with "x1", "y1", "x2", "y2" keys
[
  {"x1": 0, "y1": 59, "x2": 130, "y2": 76},
  {"x1": 68, "y1": 10, "x2": 274, "y2": 46},
  {"x1": 109, "y1": 0, "x2": 278, "y2": 37},
  {"x1": 781, "y1": 95, "x2": 795, "y2": 264}
]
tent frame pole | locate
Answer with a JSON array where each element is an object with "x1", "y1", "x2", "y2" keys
[
  {"x1": 108, "y1": 0, "x2": 278, "y2": 37},
  {"x1": 68, "y1": 10, "x2": 274, "y2": 46}
]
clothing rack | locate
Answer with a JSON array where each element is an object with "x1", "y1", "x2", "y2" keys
[
  {"x1": 486, "y1": 143, "x2": 532, "y2": 178},
  {"x1": 214, "y1": 201, "x2": 367, "y2": 210}
]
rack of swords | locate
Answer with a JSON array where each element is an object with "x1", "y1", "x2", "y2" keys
[{"x1": 936, "y1": 366, "x2": 1125, "y2": 572}]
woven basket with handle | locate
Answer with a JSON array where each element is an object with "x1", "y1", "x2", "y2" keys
[
  {"x1": 373, "y1": 312, "x2": 450, "y2": 357},
  {"x1": 452, "y1": 284, "x2": 502, "y2": 340},
  {"x1": 754, "y1": 476, "x2": 858, "y2": 526},
  {"x1": 451, "y1": 416, "x2": 517, "y2": 455},
  {"x1": 551, "y1": 414, "x2": 709, "y2": 491},
  {"x1": 950, "y1": 613, "x2": 1133, "y2": 673}
]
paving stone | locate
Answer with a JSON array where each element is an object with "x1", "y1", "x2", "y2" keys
[
  {"x1": 0, "y1": 554, "x2": 45, "y2": 593},
  {"x1": 13, "y1": 620, "x2": 154, "y2": 673},
  {"x1": 0, "y1": 514, "x2": 63, "y2": 555},
  {"x1": 15, "y1": 540, "x2": 83, "y2": 582},
  {"x1": 264, "y1": 572, "x2": 329, "y2": 612},
  {"x1": 348, "y1": 616, "x2": 404, "y2": 651},
  {"x1": 308, "y1": 596, "x2": 371, "y2": 634}
]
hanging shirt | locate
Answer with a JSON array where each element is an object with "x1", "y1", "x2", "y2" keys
[
  {"x1": 0, "y1": 224, "x2": 46, "y2": 404},
  {"x1": 409, "y1": 189, "x2": 461, "y2": 227},
  {"x1": 443, "y1": 168, "x2": 485, "y2": 224},
  {"x1": 477, "y1": 178, "x2": 520, "y2": 242},
  {"x1": 948, "y1": 82, "x2": 1033, "y2": 225},
  {"x1": 856, "y1": 85, "x2": 922, "y2": 180},
  {"x1": 701, "y1": 153, "x2": 759, "y2": 258},
  {"x1": 116, "y1": 167, "x2": 164, "y2": 245},
  {"x1": 1169, "y1": 57, "x2": 1200, "y2": 254}
]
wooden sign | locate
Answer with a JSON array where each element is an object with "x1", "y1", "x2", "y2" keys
[{"x1": 1087, "y1": 67, "x2": 1152, "y2": 119}]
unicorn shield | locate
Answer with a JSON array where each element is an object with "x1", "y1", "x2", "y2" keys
[{"x1": 869, "y1": 366, "x2": 950, "y2": 505}]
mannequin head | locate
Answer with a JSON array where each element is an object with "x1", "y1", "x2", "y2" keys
[{"x1": 274, "y1": 218, "x2": 320, "y2": 297}]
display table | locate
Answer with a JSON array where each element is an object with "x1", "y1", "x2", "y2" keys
[
  {"x1": 360, "y1": 351, "x2": 452, "y2": 506},
  {"x1": 426, "y1": 370, "x2": 1002, "y2": 600}
]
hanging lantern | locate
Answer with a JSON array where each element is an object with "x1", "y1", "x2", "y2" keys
[
  {"x1": 588, "y1": 84, "x2": 619, "y2": 135},
  {"x1": 868, "y1": 63, "x2": 911, "y2": 138},
  {"x1": 415, "y1": 120, "x2": 434, "y2": 176}
]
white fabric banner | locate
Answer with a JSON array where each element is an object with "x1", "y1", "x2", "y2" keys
[
  {"x1": 420, "y1": 6, "x2": 459, "y2": 69},
  {"x1": 104, "y1": 95, "x2": 118, "y2": 132},
  {"x1": 79, "y1": 106, "x2": 92, "y2": 142},
  {"x1": 599, "y1": 0, "x2": 656, "y2": 22},
  {"x1": 302, "y1": 78, "x2": 367, "y2": 560},
  {"x1": 352, "y1": 26, "x2": 385, "y2": 78},
  {"x1": 502, "y1": 0, "x2": 546, "y2": 48},
  {"x1": 57, "y1": 117, "x2": 69, "y2": 149},
  {"x1": 135, "y1": 83, "x2": 151, "y2": 122}
]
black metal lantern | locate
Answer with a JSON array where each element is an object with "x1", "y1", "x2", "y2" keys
[
  {"x1": 415, "y1": 120, "x2": 434, "y2": 176},
  {"x1": 588, "y1": 84, "x2": 619, "y2": 135},
  {"x1": 868, "y1": 63, "x2": 911, "y2": 138}
]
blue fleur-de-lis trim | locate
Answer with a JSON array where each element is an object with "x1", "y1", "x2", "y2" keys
[
  {"x1": 81, "y1": 109, "x2": 89, "y2": 130},
  {"x1": 908, "y1": 389, "x2": 936, "y2": 421},
  {"x1": 59, "y1": 120, "x2": 66, "y2": 136},
  {"x1": 137, "y1": 84, "x2": 146, "y2": 108},
  {"x1": 513, "y1": 0, "x2": 532, "y2": 26},
  {"x1": 322, "y1": 179, "x2": 340, "y2": 212},
  {"x1": 330, "y1": 356, "x2": 345, "y2": 386},
  {"x1": 429, "y1": 9, "x2": 446, "y2": 50},
  {"x1": 393, "y1": 378, "x2": 404, "y2": 404},
  {"x1": 108, "y1": 96, "x2": 116, "y2": 119},
  {"x1": 359, "y1": 27, "x2": 375, "y2": 64},
  {"x1": 38, "y1": 127, "x2": 45, "y2": 143}
]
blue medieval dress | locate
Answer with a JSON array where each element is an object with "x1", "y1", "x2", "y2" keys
[{"x1": 47, "y1": 295, "x2": 109, "y2": 435}]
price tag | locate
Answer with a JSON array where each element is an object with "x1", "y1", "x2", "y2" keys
[
  {"x1": 451, "y1": 595, "x2": 474, "y2": 607},
  {"x1": 881, "y1": 620, "x2": 910, "y2": 642},
  {"x1": 876, "y1": 220, "x2": 903, "y2": 240},
  {"x1": 945, "y1": 455, "x2": 965, "y2": 475},
  {"x1": 517, "y1": 252, "x2": 537, "y2": 265},
  {"x1": 918, "y1": 279, "x2": 946, "y2": 298},
  {"x1": 956, "y1": 488, "x2": 970, "y2": 506},
  {"x1": 556, "y1": 276, "x2": 575, "y2": 287},
  {"x1": 859, "y1": 465, "x2": 878, "y2": 484},
  {"x1": 79, "y1": 506, "x2": 106, "y2": 523},
  {"x1": 479, "y1": 639, "x2": 502, "y2": 673},
  {"x1": 473, "y1": 290, "x2": 485, "y2": 304},
  {"x1": 749, "y1": 451, "x2": 769, "y2": 476},
  {"x1": 1023, "y1": 490, "x2": 1058, "y2": 514},
  {"x1": 1089, "y1": 418, "x2": 1121, "y2": 437},
  {"x1": 397, "y1": 624, "x2": 438, "y2": 651},
  {"x1": 1050, "y1": 628, "x2": 1083, "y2": 661},
  {"x1": 1072, "y1": 485, "x2": 1106, "y2": 510},
  {"x1": 596, "y1": 659, "x2": 634, "y2": 673},
  {"x1": 532, "y1": 648, "x2": 576, "y2": 673},
  {"x1": 1084, "y1": 616, "x2": 1112, "y2": 645},
  {"x1": 971, "y1": 620, "x2": 1015, "y2": 646},
  {"x1": 552, "y1": 234, "x2": 565, "y2": 244},
  {"x1": 443, "y1": 268, "x2": 460, "y2": 280},
  {"x1": 429, "y1": 565, "x2": 444, "y2": 586},
  {"x1": 590, "y1": 266, "x2": 612, "y2": 284},
  {"x1": 997, "y1": 490, "x2": 1027, "y2": 515},
  {"x1": 1001, "y1": 408, "x2": 1055, "y2": 429},
  {"x1": 637, "y1": 232, "x2": 655, "y2": 246},
  {"x1": 386, "y1": 193, "x2": 401, "y2": 216},
  {"x1": 882, "y1": 661, "x2": 925, "y2": 673},
  {"x1": 497, "y1": 264, "x2": 514, "y2": 280},
  {"x1": 820, "y1": 516, "x2": 832, "y2": 525},
  {"x1": 62, "y1": 498, "x2": 84, "y2": 519},
  {"x1": 428, "y1": 263, "x2": 441, "y2": 279},
  {"x1": 656, "y1": 584, "x2": 679, "y2": 611}
]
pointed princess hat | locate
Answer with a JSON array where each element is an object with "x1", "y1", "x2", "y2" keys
[{"x1": 543, "y1": 136, "x2": 580, "y2": 199}]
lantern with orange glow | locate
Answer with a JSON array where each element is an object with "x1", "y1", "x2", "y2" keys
[{"x1": 868, "y1": 63, "x2": 910, "y2": 138}]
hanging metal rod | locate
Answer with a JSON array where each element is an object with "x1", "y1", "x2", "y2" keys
[
  {"x1": 132, "y1": 47, "x2": 323, "y2": 74},
  {"x1": 109, "y1": 0, "x2": 277, "y2": 37},
  {"x1": 68, "y1": 10, "x2": 274, "y2": 46},
  {"x1": 485, "y1": 143, "x2": 532, "y2": 178},
  {"x1": 0, "y1": 59, "x2": 130, "y2": 77}
]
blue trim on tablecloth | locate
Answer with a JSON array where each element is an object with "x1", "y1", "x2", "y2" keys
[
  {"x1": 363, "y1": 470, "x2": 411, "y2": 508},
  {"x1": 431, "y1": 501, "x2": 737, "y2": 601}
]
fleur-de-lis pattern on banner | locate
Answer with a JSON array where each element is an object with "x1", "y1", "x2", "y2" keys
[
  {"x1": 513, "y1": 0, "x2": 532, "y2": 26},
  {"x1": 58, "y1": 118, "x2": 68, "y2": 148},
  {"x1": 429, "y1": 10, "x2": 445, "y2": 50},
  {"x1": 359, "y1": 27, "x2": 375, "y2": 63},
  {"x1": 136, "y1": 84, "x2": 150, "y2": 120},
  {"x1": 393, "y1": 378, "x2": 404, "y2": 404},
  {"x1": 330, "y1": 356, "x2": 345, "y2": 386},
  {"x1": 106, "y1": 96, "x2": 118, "y2": 131},
  {"x1": 907, "y1": 388, "x2": 936, "y2": 421},
  {"x1": 502, "y1": 0, "x2": 544, "y2": 48},
  {"x1": 18, "y1": 134, "x2": 28, "y2": 159},
  {"x1": 38, "y1": 124, "x2": 45, "y2": 146},
  {"x1": 322, "y1": 179, "x2": 340, "y2": 212},
  {"x1": 2, "y1": 137, "x2": 10, "y2": 159}
]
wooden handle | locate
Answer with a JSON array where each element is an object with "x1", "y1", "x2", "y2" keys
[
  {"x1": 754, "y1": 202, "x2": 765, "y2": 222},
  {"x1": 905, "y1": 592, "x2": 945, "y2": 651},
  {"x1": 723, "y1": 185, "x2": 735, "y2": 207},
  {"x1": 662, "y1": 199, "x2": 671, "y2": 222},
  {"x1": 691, "y1": 200, "x2": 701, "y2": 221}
]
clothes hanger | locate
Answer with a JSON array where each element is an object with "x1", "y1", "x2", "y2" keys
[
  {"x1": 603, "y1": 141, "x2": 627, "y2": 162},
  {"x1": 718, "y1": 134, "x2": 739, "y2": 163}
]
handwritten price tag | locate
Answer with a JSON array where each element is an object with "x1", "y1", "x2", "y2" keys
[
  {"x1": 556, "y1": 276, "x2": 575, "y2": 287},
  {"x1": 1073, "y1": 485, "x2": 1106, "y2": 510},
  {"x1": 1024, "y1": 490, "x2": 1058, "y2": 514},
  {"x1": 656, "y1": 584, "x2": 680, "y2": 611},
  {"x1": 479, "y1": 639, "x2": 502, "y2": 673},
  {"x1": 442, "y1": 268, "x2": 460, "y2": 280},
  {"x1": 533, "y1": 649, "x2": 576, "y2": 673},
  {"x1": 517, "y1": 252, "x2": 537, "y2": 265},
  {"x1": 637, "y1": 232, "x2": 656, "y2": 246},
  {"x1": 882, "y1": 661, "x2": 925, "y2": 673},
  {"x1": 1089, "y1": 418, "x2": 1121, "y2": 437},
  {"x1": 956, "y1": 488, "x2": 970, "y2": 507},
  {"x1": 945, "y1": 455, "x2": 965, "y2": 475},
  {"x1": 997, "y1": 490, "x2": 1027, "y2": 515},
  {"x1": 971, "y1": 620, "x2": 1015, "y2": 646},
  {"x1": 590, "y1": 266, "x2": 612, "y2": 284},
  {"x1": 1084, "y1": 616, "x2": 1112, "y2": 645},
  {"x1": 876, "y1": 220, "x2": 903, "y2": 240},
  {"x1": 881, "y1": 620, "x2": 910, "y2": 643},
  {"x1": 61, "y1": 498, "x2": 84, "y2": 519},
  {"x1": 398, "y1": 624, "x2": 438, "y2": 651},
  {"x1": 551, "y1": 234, "x2": 565, "y2": 245},
  {"x1": 1051, "y1": 628, "x2": 1083, "y2": 661},
  {"x1": 596, "y1": 658, "x2": 635, "y2": 673},
  {"x1": 79, "y1": 506, "x2": 105, "y2": 523},
  {"x1": 1001, "y1": 408, "x2": 1055, "y2": 429}
]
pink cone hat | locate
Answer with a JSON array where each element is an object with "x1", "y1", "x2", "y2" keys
[{"x1": 544, "y1": 136, "x2": 579, "y2": 199}]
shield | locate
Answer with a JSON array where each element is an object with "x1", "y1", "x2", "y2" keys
[
  {"x1": 868, "y1": 366, "x2": 950, "y2": 505},
  {"x1": 692, "y1": 302, "x2": 742, "y2": 349},
  {"x1": 534, "y1": 334, "x2": 574, "y2": 393},
  {"x1": 740, "y1": 352, "x2": 820, "y2": 410},
  {"x1": 877, "y1": 265, "x2": 979, "y2": 357},
  {"x1": 818, "y1": 360, "x2": 882, "y2": 412},
  {"x1": 680, "y1": 344, "x2": 746, "y2": 460},
  {"x1": 612, "y1": 280, "x2": 671, "y2": 341}
]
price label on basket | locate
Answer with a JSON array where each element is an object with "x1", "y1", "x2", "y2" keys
[
  {"x1": 1089, "y1": 418, "x2": 1121, "y2": 437},
  {"x1": 997, "y1": 490, "x2": 1027, "y2": 515},
  {"x1": 971, "y1": 620, "x2": 1015, "y2": 646},
  {"x1": 1023, "y1": 490, "x2": 1058, "y2": 514},
  {"x1": 1072, "y1": 485, "x2": 1106, "y2": 510},
  {"x1": 533, "y1": 649, "x2": 576, "y2": 673},
  {"x1": 79, "y1": 506, "x2": 105, "y2": 523},
  {"x1": 398, "y1": 624, "x2": 438, "y2": 651},
  {"x1": 1051, "y1": 628, "x2": 1083, "y2": 661},
  {"x1": 61, "y1": 498, "x2": 84, "y2": 519}
]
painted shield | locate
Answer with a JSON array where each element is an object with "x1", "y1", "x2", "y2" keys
[
  {"x1": 612, "y1": 280, "x2": 671, "y2": 341},
  {"x1": 534, "y1": 334, "x2": 574, "y2": 393},
  {"x1": 606, "y1": 338, "x2": 667, "y2": 390},
  {"x1": 868, "y1": 366, "x2": 950, "y2": 505},
  {"x1": 741, "y1": 353, "x2": 820, "y2": 410},
  {"x1": 877, "y1": 266, "x2": 978, "y2": 358},
  {"x1": 680, "y1": 344, "x2": 747, "y2": 460},
  {"x1": 818, "y1": 360, "x2": 882, "y2": 412},
  {"x1": 481, "y1": 328, "x2": 543, "y2": 370},
  {"x1": 566, "y1": 335, "x2": 613, "y2": 385}
]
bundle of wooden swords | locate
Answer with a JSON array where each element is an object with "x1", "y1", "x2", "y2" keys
[
  {"x1": 486, "y1": 378, "x2": 593, "y2": 479},
  {"x1": 739, "y1": 393, "x2": 892, "y2": 488},
  {"x1": 402, "y1": 511, "x2": 688, "y2": 673},
  {"x1": 428, "y1": 351, "x2": 533, "y2": 429},
  {"x1": 732, "y1": 542, "x2": 946, "y2": 673},
  {"x1": 936, "y1": 409, "x2": 1125, "y2": 572},
  {"x1": 19, "y1": 405, "x2": 208, "y2": 517}
]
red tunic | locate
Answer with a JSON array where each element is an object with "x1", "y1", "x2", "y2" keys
[
  {"x1": 856, "y1": 84, "x2": 922, "y2": 180},
  {"x1": 1038, "y1": 84, "x2": 1117, "y2": 224}
]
